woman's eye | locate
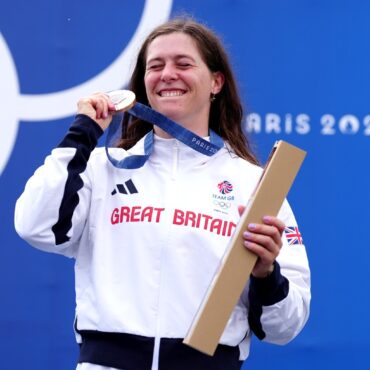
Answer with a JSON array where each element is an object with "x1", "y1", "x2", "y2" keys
[{"x1": 147, "y1": 64, "x2": 162, "y2": 71}]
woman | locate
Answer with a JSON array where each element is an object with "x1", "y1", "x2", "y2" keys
[{"x1": 15, "y1": 18, "x2": 310, "y2": 370}]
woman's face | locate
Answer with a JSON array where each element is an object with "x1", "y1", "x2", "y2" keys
[{"x1": 144, "y1": 32, "x2": 224, "y2": 135}]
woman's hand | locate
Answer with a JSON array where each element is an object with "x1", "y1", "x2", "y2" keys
[
  {"x1": 77, "y1": 92, "x2": 116, "y2": 130},
  {"x1": 238, "y1": 206, "x2": 286, "y2": 278}
]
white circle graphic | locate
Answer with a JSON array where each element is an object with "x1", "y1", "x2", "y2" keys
[
  {"x1": 0, "y1": 0, "x2": 172, "y2": 176},
  {"x1": 0, "y1": 33, "x2": 19, "y2": 176}
]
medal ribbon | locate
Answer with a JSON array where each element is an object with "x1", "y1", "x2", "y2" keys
[{"x1": 105, "y1": 102, "x2": 224, "y2": 169}]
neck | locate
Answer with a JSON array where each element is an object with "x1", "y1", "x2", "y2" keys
[{"x1": 153, "y1": 118, "x2": 209, "y2": 139}]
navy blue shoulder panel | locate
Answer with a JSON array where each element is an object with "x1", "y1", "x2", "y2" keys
[
  {"x1": 248, "y1": 261, "x2": 289, "y2": 340},
  {"x1": 51, "y1": 115, "x2": 103, "y2": 245}
]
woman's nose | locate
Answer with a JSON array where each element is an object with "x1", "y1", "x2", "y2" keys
[{"x1": 161, "y1": 64, "x2": 178, "y2": 82}]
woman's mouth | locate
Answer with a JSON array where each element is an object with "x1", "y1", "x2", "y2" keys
[{"x1": 158, "y1": 89, "x2": 186, "y2": 97}]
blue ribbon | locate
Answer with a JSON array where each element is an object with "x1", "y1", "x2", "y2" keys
[{"x1": 105, "y1": 102, "x2": 224, "y2": 169}]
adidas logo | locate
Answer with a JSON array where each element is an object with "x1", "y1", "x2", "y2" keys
[{"x1": 111, "y1": 179, "x2": 138, "y2": 195}]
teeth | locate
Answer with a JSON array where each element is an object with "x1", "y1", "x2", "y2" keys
[{"x1": 160, "y1": 90, "x2": 184, "y2": 97}]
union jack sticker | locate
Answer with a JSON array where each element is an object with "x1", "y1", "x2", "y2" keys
[{"x1": 284, "y1": 226, "x2": 304, "y2": 245}]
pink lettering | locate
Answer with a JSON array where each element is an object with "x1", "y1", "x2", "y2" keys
[
  {"x1": 119, "y1": 206, "x2": 130, "y2": 223},
  {"x1": 141, "y1": 206, "x2": 154, "y2": 222},
  {"x1": 154, "y1": 208, "x2": 165, "y2": 222},
  {"x1": 130, "y1": 206, "x2": 141, "y2": 222},
  {"x1": 111, "y1": 208, "x2": 120, "y2": 225},
  {"x1": 210, "y1": 218, "x2": 223, "y2": 235},
  {"x1": 173, "y1": 209, "x2": 185, "y2": 225},
  {"x1": 185, "y1": 211, "x2": 197, "y2": 227},
  {"x1": 227, "y1": 222, "x2": 237, "y2": 237},
  {"x1": 202, "y1": 214, "x2": 212, "y2": 230}
]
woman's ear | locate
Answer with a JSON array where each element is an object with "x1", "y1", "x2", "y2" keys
[{"x1": 211, "y1": 72, "x2": 225, "y2": 94}]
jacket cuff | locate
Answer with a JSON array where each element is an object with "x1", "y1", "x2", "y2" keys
[
  {"x1": 249, "y1": 261, "x2": 289, "y2": 306},
  {"x1": 57, "y1": 114, "x2": 104, "y2": 149}
]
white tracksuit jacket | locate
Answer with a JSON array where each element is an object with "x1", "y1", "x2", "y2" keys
[{"x1": 15, "y1": 115, "x2": 311, "y2": 370}]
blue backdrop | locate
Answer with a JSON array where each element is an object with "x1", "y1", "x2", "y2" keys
[{"x1": 1, "y1": 1, "x2": 369, "y2": 369}]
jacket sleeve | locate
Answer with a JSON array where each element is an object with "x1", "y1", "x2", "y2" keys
[
  {"x1": 247, "y1": 199, "x2": 311, "y2": 344},
  {"x1": 14, "y1": 114, "x2": 103, "y2": 258}
]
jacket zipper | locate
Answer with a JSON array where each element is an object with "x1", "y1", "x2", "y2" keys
[
  {"x1": 171, "y1": 140, "x2": 179, "y2": 180},
  {"x1": 151, "y1": 140, "x2": 180, "y2": 370}
]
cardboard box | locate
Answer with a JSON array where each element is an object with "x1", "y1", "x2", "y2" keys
[{"x1": 183, "y1": 140, "x2": 306, "y2": 355}]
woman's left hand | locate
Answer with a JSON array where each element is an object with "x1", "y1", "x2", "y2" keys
[{"x1": 238, "y1": 206, "x2": 286, "y2": 278}]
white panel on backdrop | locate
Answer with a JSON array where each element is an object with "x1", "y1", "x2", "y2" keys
[{"x1": 0, "y1": 0, "x2": 172, "y2": 177}]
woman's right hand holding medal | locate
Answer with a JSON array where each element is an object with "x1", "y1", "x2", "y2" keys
[
  {"x1": 77, "y1": 90, "x2": 136, "y2": 131},
  {"x1": 77, "y1": 92, "x2": 116, "y2": 131}
]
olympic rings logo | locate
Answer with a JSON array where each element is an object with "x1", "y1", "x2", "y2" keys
[{"x1": 213, "y1": 200, "x2": 231, "y2": 209}]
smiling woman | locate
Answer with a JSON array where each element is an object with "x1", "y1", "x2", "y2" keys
[
  {"x1": 15, "y1": 17, "x2": 311, "y2": 370},
  {"x1": 119, "y1": 19, "x2": 259, "y2": 164},
  {"x1": 144, "y1": 32, "x2": 224, "y2": 137}
]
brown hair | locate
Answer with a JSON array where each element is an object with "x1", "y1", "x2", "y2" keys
[{"x1": 117, "y1": 17, "x2": 259, "y2": 165}]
